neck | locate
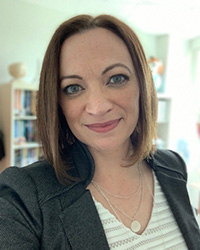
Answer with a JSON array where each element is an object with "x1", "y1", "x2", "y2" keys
[{"x1": 87, "y1": 143, "x2": 140, "y2": 192}]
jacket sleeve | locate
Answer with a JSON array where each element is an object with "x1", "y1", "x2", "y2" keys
[{"x1": 0, "y1": 167, "x2": 42, "y2": 249}]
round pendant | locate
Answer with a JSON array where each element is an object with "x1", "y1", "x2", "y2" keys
[{"x1": 131, "y1": 220, "x2": 141, "y2": 233}]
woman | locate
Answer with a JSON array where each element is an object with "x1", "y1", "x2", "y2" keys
[{"x1": 0, "y1": 15, "x2": 199, "y2": 250}]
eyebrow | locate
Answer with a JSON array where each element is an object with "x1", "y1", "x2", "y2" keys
[
  {"x1": 60, "y1": 63, "x2": 132, "y2": 82},
  {"x1": 102, "y1": 63, "x2": 132, "y2": 75},
  {"x1": 60, "y1": 75, "x2": 83, "y2": 82}
]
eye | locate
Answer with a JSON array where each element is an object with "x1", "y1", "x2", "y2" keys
[
  {"x1": 108, "y1": 74, "x2": 129, "y2": 86},
  {"x1": 63, "y1": 84, "x2": 84, "y2": 96}
]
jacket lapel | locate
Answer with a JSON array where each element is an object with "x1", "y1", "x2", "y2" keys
[
  {"x1": 155, "y1": 170, "x2": 200, "y2": 250},
  {"x1": 59, "y1": 189, "x2": 110, "y2": 250}
]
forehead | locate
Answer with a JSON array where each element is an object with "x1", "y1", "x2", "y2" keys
[{"x1": 60, "y1": 28, "x2": 133, "y2": 72}]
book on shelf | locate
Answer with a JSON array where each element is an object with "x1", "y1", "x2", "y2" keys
[
  {"x1": 14, "y1": 89, "x2": 37, "y2": 116},
  {"x1": 14, "y1": 89, "x2": 21, "y2": 115},
  {"x1": 14, "y1": 147, "x2": 42, "y2": 167},
  {"x1": 31, "y1": 91, "x2": 37, "y2": 116},
  {"x1": 14, "y1": 120, "x2": 37, "y2": 144}
]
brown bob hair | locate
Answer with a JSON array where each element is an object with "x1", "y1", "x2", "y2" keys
[{"x1": 37, "y1": 14, "x2": 157, "y2": 184}]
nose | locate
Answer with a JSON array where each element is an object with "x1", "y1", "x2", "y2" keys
[{"x1": 85, "y1": 87, "x2": 113, "y2": 116}]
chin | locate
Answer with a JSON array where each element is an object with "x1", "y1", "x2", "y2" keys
[{"x1": 87, "y1": 137, "x2": 131, "y2": 153}]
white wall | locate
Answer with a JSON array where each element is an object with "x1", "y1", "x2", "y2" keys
[
  {"x1": 0, "y1": 0, "x2": 157, "y2": 85},
  {"x1": 0, "y1": 0, "x2": 69, "y2": 84}
]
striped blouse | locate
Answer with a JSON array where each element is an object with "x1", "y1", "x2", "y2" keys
[{"x1": 93, "y1": 173, "x2": 188, "y2": 249}]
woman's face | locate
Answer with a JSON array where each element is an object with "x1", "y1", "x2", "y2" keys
[{"x1": 59, "y1": 28, "x2": 139, "y2": 154}]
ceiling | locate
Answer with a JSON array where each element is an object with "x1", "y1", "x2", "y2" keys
[{"x1": 21, "y1": 0, "x2": 200, "y2": 38}]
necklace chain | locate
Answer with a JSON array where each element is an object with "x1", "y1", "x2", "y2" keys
[
  {"x1": 92, "y1": 163, "x2": 141, "y2": 199},
  {"x1": 92, "y1": 163, "x2": 143, "y2": 233},
  {"x1": 104, "y1": 175, "x2": 143, "y2": 221}
]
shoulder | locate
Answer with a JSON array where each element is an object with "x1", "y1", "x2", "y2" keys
[
  {"x1": 0, "y1": 160, "x2": 55, "y2": 186},
  {"x1": 150, "y1": 149, "x2": 187, "y2": 180},
  {"x1": 0, "y1": 160, "x2": 70, "y2": 203},
  {"x1": 0, "y1": 161, "x2": 74, "y2": 248}
]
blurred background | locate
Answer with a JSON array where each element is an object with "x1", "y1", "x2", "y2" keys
[{"x1": 0, "y1": 0, "x2": 200, "y2": 212}]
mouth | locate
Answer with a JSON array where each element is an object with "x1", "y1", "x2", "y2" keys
[{"x1": 85, "y1": 118, "x2": 121, "y2": 133}]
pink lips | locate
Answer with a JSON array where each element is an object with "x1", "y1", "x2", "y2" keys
[{"x1": 86, "y1": 119, "x2": 121, "y2": 133}]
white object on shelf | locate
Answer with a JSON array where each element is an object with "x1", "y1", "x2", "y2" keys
[{"x1": 9, "y1": 62, "x2": 27, "y2": 79}]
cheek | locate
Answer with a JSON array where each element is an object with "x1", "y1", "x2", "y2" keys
[{"x1": 119, "y1": 87, "x2": 140, "y2": 114}]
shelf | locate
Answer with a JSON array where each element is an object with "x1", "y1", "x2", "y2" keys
[
  {"x1": 13, "y1": 142, "x2": 41, "y2": 150},
  {"x1": 14, "y1": 115, "x2": 37, "y2": 120},
  {"x1": 157, "y1": 120, "x2": 169, "y2": 124},
  {"x1": 157, "y1": 93, "x2": 171, "y2": 99},
  {"x1": 11, "y1": 80, "x2": 38, "y2": 91}
]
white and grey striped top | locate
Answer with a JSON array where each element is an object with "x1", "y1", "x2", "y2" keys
[{"x1": 93, "y1": 173, "x2": 188, "y2": 249}]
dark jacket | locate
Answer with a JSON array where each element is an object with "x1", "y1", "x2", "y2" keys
[{"x1": 0, "y1": 141, "x2": 200, "y2": 250}]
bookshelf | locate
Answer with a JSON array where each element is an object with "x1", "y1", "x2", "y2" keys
[
  {"x1": 0, "y1": 80, "x2": 42, "y2": 172},
  {"x1": 157, "y1": 94, "x2": 171, "y2": 149}
]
